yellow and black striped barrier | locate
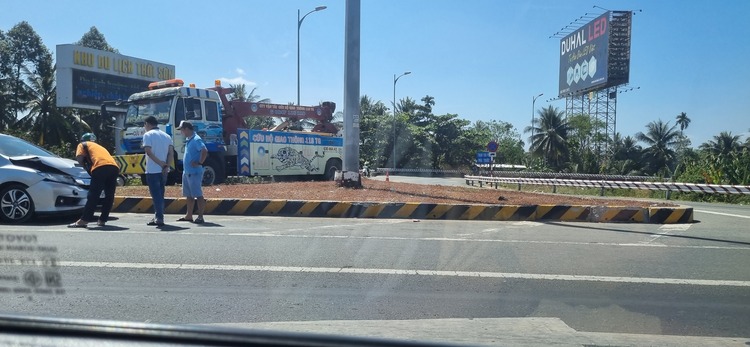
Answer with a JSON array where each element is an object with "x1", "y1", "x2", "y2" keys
[
  {"x1": 114, "y1": 154, "x2": 147, "y2": 175},
  {"x1": 111, "y1": 197, "x2": 693, "y2": 223}
]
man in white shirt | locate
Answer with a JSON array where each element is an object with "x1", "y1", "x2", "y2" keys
[{"x1": 142, "y1": 116, "x2": 174, "y2": 227}]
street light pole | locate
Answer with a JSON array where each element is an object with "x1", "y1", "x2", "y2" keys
[
  {"x1": 531, "y1": 93, "x2": 543, "y2": 146},
  {"x1": 297, "y1": 5, "x2": 327, "y2": 106},
  {"x1": 392, "y1": 71, "x2": 411, "y2": 169}
]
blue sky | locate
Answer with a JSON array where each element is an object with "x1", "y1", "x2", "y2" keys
[{"x1": 2, "y1": 0, "x2": 749, "y2": 147}]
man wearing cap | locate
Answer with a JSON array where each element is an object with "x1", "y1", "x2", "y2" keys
[
  {"x1": 175, "y1": 121, "x2": 208, "y2": 224},
  {"x1": 68, "y1": 133, "x2": 119, "y2": 228},
  {"x1": 143, "y1": 116, "x2": 174, "y2": 227}
]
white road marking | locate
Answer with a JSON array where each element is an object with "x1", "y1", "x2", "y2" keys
[
  {"x1": 659, "y1": 224, "x2": 692, "y2": 232},
  {"x1": 695, "y1": 210, "x2": 750, "y2": 219},
  {"x1": 38, "y1": 228, "x2": 750, "y2": 251},
  {"x1": 643, "y1": 224, "x2": 692, "y2": 244},
  {"x1": 52, "y1": 261, "x2": 750, "y2": 287}
]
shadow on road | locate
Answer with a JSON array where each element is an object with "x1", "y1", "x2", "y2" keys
[
  {"x1": 155, "y1": 225, "x2": 191, "y2": 232},
  {"x1": 546, "y1": 222, "x2": 750, "y2": 247}
]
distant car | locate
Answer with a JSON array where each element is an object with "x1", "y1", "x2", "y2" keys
[{"x1": 0, "y1": 133, "x2": 91, "y2": 223}]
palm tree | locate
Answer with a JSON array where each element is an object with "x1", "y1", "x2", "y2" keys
[
  {"x1": 675, "y1": 112, "x2": 691, "y2": 134},
  {"x1": 15, "y1": 55, "x2": 82, "y2": 147},
  {"x1": 636, "y1": 120, "x2": 680, "y2": 176},
  {"x1": 228, "y1": 84, "x2": 271, "y2": 103},
  {"x1": 360, "y1": 95, "x2": 387, "y2": 116},
  {"x1": 420, "y1": 95, "x2": 435, "y2": 114},
  {"x1": 525, "y1": 105, "x2": 570, "y2": 170},
  {"x1": 700, "y1": 131, "x2": 742, "y2": 156},
  {"x1": 395, "y1": 97, "x2": 418, "y2": 116},
  {"x1": 675, "y1": 112, "x2": 691, "y2": 150},
  {"x1": 247, "y1": 87, "x2": 270, "y2": 103},
  {"x1": 228, "y1": 83, "x2": 247, "y2": 101}
]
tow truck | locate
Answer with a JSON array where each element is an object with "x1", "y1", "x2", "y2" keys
[{"x1": 106, "y1": 79, "x2": 343, "y2": 185}]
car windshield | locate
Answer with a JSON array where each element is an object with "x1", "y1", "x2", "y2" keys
[
  {"x1": 0, "y1": 135, "x2": 57, "y2": 158},
  {"x1": 2, "y1": 1, "x2": 750, "y2": 347},
  {"x1": 125, "y1": 97, "x2": 173, "y2": 127}
]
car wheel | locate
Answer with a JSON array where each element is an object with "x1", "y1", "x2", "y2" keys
[
  {"x1": 0, "y1": 184, "x2": 35, "y2": 223},
  {"x1": 116, "y1": 175, "x2": 126, "y2": 187}
]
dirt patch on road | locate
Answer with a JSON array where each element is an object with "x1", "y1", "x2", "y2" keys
[{"x1": 116, "y1": 178, "x2": 673, "y2": 207}]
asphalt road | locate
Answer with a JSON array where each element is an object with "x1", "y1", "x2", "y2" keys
[{"x1": 1, "y1": 199, "x2": 749, "y2": 345}]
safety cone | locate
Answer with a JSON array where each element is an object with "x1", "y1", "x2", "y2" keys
[{"x1": 385, "y1": 170, "x2": 390, "y2": 182}]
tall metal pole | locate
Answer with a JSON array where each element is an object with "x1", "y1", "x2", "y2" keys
[
  {"x1": 341, "y1": 0, "x2": 361, "y2": 187},
  {"x1": 531, "y1": 93, "x2": 543, "y2": 147},
  {"x1": 297, "y1": 6, "x2": 327, "y2": 106},
  {"x1": 392, "y1": 71, "x2": 410, "y2": 169}
]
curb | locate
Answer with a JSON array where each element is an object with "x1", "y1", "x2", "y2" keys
[{"x1": 112, "y1": 197, "x2": 693, "y2": 224}]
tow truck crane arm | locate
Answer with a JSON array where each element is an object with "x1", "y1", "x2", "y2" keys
[{"x1": 209, "y1": 85, "x2": 338, "y2": 144}]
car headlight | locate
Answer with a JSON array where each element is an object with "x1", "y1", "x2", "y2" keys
[
  {"x1": 75, "y1": 178, "x2": 91, "y2": 186},
  {"x1": 37, "y1": 172, "x2": 77, "y2": 185}
]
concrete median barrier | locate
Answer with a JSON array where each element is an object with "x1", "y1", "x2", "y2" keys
[{"x1": 112, "y1": 197, "x2": 693, "y2": 224}]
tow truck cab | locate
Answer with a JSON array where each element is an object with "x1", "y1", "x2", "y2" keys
[{"x1": 117, "y1": 79, "x2": 228, "y2": 184}]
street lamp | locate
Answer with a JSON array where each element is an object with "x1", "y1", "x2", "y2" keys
[
  {"x1": 531, "y1": 93, "x2": 543, "y2": 144},
  {"x1": 297, "y1": 5, "x2": 327, "y2": 106},
  {"x1": 393, "y1": 71, "x2": 411, "y2": 169}
]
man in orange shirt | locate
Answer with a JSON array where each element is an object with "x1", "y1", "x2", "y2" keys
[{"x1": 68, "y1": 133, "x2": 120, "y2": 228}]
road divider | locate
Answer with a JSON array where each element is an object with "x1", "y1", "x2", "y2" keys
[{"x1": 112, "y1": 197, "x2": 693, "y2": 224}]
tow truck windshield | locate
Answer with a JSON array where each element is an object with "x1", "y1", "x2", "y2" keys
[{"x1": 125, "y1": 97, "x2": 173, "y2": 127}]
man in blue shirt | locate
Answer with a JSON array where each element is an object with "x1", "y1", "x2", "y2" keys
[{"x1": 175, "y1": 121, "x2": 208, "y2": 224}]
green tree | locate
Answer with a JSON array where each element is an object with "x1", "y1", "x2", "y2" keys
[
  {"x1": 0, "y1": 30, "x2": 13, "y2": 129},
  {"x1": 566, "y1": 113, "x2": 606, "y2": 173},
  {"x1": 75, "y1": 26, "x2": 118, "y2": 53},
  {"x1": 359, "y1": 95, "x2": 391, "y2": 168},
  {"x1": 525, "y1": 105, "x2": 570, "y2": 171},
  {"x1": 636, "y1": 119, "x2": 680, "y2": 176},
  {"x1": 5, "y1": 22, "x2": 46, "y2": 130}
]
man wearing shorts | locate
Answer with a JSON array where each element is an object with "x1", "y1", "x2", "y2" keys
[{"x1": 176, "y1": 121, "x2": 208, "y2": 224}]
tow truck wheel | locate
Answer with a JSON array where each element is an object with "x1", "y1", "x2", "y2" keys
[
  {"x1": 202, "y1": 165, "x2": 216, "y2": 186},
  {"x1": 201, "y1": 156, "x2": 225, "y2": 186},
  {"x1": 116, "y1": 175, "x2": 126, "y2": 187},
  {"x1": 324, "y1": 159, "x2": 342, "y2": 181}
]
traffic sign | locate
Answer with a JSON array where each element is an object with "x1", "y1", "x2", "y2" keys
[
  {"x1": 487, "y1": 141, "x2": 498, "y2": 152},
  {"x1": 476, "y1": 151, "x2": 492, "y2": 164}
]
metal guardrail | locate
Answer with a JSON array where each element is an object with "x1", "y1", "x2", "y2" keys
[
  {"x1": 378, "y1": 168, "x2": 655, "y2": 181},
  {"x1": 376, "y1": 168, "x2": 464, "y2": 174},
  {"x1": 465, "y1": 175, "x2": 750, "y2": 195},
  {"x1": 475, "y1": 171, "x2": 654, "y2": 181}
]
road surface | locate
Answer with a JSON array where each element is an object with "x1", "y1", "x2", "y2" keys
[{"x1": 1, "y1": 205, "x2": 749, "y2": 345}]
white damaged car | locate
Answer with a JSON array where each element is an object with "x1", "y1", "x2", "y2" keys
[{"x1": 0, "y1": 133, "x2": 91, "y2": 223}]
